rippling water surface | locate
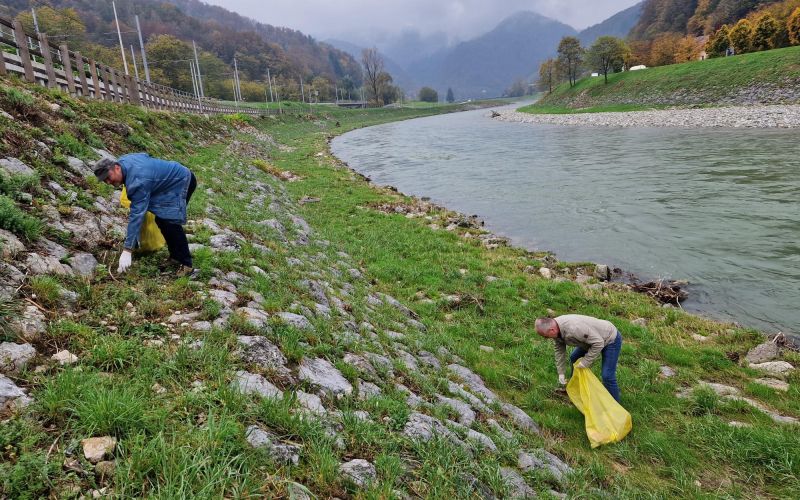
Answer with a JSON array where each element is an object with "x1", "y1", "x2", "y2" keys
[{"x1": 332, "y1": 107, "x2": 800, "y2": 334}]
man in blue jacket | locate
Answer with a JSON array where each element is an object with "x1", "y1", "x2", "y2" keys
[{"x1": 94, "y1": 153, "x2": 197, "y2": 276}]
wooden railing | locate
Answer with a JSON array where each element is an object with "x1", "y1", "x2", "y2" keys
[{"x1": 0, "y1": 16, "x2": 272, "y2": 116}]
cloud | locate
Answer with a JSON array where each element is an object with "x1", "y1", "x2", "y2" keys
[{"x1": 203, "y1": 0, "x2": 641, "y2": 40}]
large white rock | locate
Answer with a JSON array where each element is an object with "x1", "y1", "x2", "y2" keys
[
  {"x1": 447, "y1": 364, "x2": 498, "y2": 403},
  {"x1": 749, "y1": 361, "x2": 794, "y2": 376},
  {"x1": 0, "y1": 342, "x2": 37, "y2": 374},
  {"x1": 745, "y1": 341, "x2": 780, "y2": 364},
  {"x1": 11, "y1": 305, "x2": 47, "y2": 341},
  {"x1": 231, "y1": 371, "x2": 282, "y2": 399},
  {"x1": 298, "y1": 357, "x2": 352, "y2": 397},
  {"x1": 0, "y1": 229, "x2": 25, "y2": 258},
  {"x1": 81, "y1": 436, "x2": 117, "y2": 463},
  {"x1": 499, "y1": 467, "x2": 536, "y2": 498},
  {"x1": 0, "y1": 157, "x2": 35, "y2": 176},
  {"x1": 276, "y1": 312, "x2": 313, "y2": 330},
  {"x1": 339, "y1": 459, "x2": 376, "y2": 487},
  {"x1": 0, "y1": 374, "x2": 32, "y2": 410}
]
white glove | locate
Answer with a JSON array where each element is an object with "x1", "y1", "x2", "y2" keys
[
  {"x1": 117, "y1": 250, "x2": 132, "y2": 273},
  {"x1": 558, "y1": 374, "x2": 567, "y2": 386}
]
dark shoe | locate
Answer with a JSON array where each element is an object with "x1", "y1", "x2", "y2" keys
[{"x1": 175, "y1": 265, "x2": 200, "y2": 279}]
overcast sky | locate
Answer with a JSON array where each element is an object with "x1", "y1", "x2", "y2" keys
[{"x1": 205, "y1": 0, "x2": 642, "y2": 41}]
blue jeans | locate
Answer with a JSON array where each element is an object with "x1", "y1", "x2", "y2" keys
[{"x1": 570, "y1": 331, "x2": 622, "y2": 402}]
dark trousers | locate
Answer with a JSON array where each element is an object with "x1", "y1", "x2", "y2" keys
[
  {"x1": 570, "y1": 331, "x2": 623, "y2": 402},
  {"x1": 155, "y1": 172, "x2": 196, "y2": 267}
]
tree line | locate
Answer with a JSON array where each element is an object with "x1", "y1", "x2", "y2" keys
[{"x1": 537, "y1": 4, "x2": 800, "y2": 94}]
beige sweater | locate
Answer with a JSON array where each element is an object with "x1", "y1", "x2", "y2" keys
[{"x1": 554, "y1": 314, "x2": 618, "y2": 376}]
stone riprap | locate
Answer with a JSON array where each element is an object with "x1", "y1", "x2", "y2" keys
[{"x1": 497, "y1": 105, "x2": 800, "y2": 129}]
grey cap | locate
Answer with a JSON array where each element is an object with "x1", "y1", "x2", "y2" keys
[{"x1": 93, "y1": 158, "x2": 118, "y2": 181}]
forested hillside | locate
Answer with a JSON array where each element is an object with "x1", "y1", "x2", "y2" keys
[
  {"x1": 630, "y1": 0, "x2": 798, "y2": 38},
  {"x1": 3, "y1": 0, "x2": 362, "y2": 100}
]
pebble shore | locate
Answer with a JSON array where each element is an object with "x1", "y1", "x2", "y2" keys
[{"x1": 497, "y1": 104, "x2": 800, "y2": 129}]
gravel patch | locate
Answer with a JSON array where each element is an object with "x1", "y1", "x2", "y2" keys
[{"x1": 498, "y1": 105, "x2": 800, "y2": 129}]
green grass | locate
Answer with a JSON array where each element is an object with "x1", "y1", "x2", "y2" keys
[
  {"x1": 525, "y1": 45, "x2": 800, "y2": 113},
  {"x1": 0, "y1": 73, "x2": 798, "y2": 498}
]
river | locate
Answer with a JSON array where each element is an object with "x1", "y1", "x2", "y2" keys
[{"x1": 331, "y1": 106, "x2": 800, "y2": 336}]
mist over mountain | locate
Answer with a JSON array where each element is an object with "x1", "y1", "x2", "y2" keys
[
  {"x1": 336, "y1": 4, "x2": 646, "y2": 99},
  {"x1": 579, "y1": 1, "x2": 644, "y2": 45}
]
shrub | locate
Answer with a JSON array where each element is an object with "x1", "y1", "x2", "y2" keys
[
  {"x1": 0, "y1": 195, "x2": 42, "y2": 241},
  {"x1": 56, "y1": 132, "x2": 93, "y2": 158},
  {"x1": 0, "y1": 171, "x2": 39, "y2": 198},
  {"x1": 1, "y1": 87, "x2": 36, "y2": 116}
]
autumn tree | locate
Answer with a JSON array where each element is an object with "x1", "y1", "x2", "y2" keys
[
  {"x1": 706, "y1": 25, "x2": 732, "y2": 57},
  {"x1": 16, "y1": 7, "x2": 88, "y2": 49},
  {"x1": 587, "y1": 36, "x2": 629, "y2": 83},
  {"x1": 446, "y1": 88, "x2": 455, "y2": 103},
  {"x1": 538, "y1": 58, "x2": 558, "y2": 93},
  {"x1": 649, "y1": 33, "x2": 682, "y2": 66},
  {"x1": 675, "y1": 35, "x2": 702, "y2": 62},
  {"x1": 789, "y1": 7, "x2": 800, "y2": 45},
  {"x1": 752, "y1": 13, "x2": 780, "y2": 50},
  {"x1": 557, "y1": 37, "x2": 584, "y2": 87},
  {"x1": 362, "y1": 48, "x2": 390, "y2": 106},
  {"x1": 728, "y1": 19, "x2": 754, "y2": 54}
]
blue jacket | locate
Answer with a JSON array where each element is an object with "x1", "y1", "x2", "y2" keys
[{"x1": 119, "y1": 153, "x2": 192, "y2": 249}]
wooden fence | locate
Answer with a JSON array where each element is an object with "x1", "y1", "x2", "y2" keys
[{"x1": 0, "y1": 16, "x2": 271, "y2": 116}]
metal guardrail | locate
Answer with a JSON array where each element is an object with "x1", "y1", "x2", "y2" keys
[{"x1": 0, "y1": 15, "x2": 272, "y2": 117}]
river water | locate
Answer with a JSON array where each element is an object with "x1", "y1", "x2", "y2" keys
[{"x1": 331, "y1": 107, "x2": 800, "y2": 335}]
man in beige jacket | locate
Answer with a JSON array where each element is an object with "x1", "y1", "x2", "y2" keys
[{"x1": 535, "y1": 314, "x2": 623, "y2": 401}]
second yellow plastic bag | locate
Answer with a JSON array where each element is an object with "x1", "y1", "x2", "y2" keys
[
  {"x1": 566, "y1": 362, "x2": 632, "y2": 448},
  {"x1": 120, "y1": 187, "x2": 166, "y2": 252}
]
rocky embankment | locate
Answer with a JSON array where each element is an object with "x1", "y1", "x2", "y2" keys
[
  {"x1": 0, "y1": 109, "x2": 572, "y2": 496},
  {"x1": 497, "y1": 104, "x2": 800, "y2": 129}
]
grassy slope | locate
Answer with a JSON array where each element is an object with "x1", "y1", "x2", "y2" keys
[
  {"x1": 521, "y1": 45, "x2": 800, "y2": 113},
  {"x1": 0, "y1": 76, "x2": 798, "y2": 498}
]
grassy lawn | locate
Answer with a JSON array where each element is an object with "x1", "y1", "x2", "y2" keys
[
  {"x1": 525, "y1": 45, "x2": 800, "y2": 113},
  {"x1": 1, "y1": 75, "x2": 798, "y2": 498}
]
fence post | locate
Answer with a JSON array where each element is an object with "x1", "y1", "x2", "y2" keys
[
  {"x1": 13, "y1": 20, "x2": 35, "y2": 83},
  {"x1": 128, "y1": 75, "x2": 141, "y2": 106},
  {"x1": 0, "y1": 46, "x2": 7, "y2": 76},
  {"x1": 102, "y1": 65, "x2": 112, "y2": 101},
  {"x1": 59, "y1": 44, "x2": 76, "y2": 95},
  {"x1": 74, "y1": 52, "x2": 88, "y2": 96},
  {"x1": 38, "y1": 33, "x2": 58, "y2": 89},
  {"x1": 110, "y1": 67, "x2": 121, "y2": 102},
  {"x1": 88, "y1": 59, "x2": 100, "y2": 99}
]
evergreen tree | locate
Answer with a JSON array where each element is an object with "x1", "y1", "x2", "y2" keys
[{"x1": 446, "y1": 88, "x2": 455, "y2": 103}]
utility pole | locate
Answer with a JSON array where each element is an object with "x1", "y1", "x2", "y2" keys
[
  {"x1": 266, "y1": 67, "x2": 274, "y2": 103},
  {"x1": 135, "y1": 15, "x2": 150, "y2": 83},
  {"x1": 190, "y1": 61, "x2": 203, "y2": 113},
  {"x1": 112, "y1": 1, "x2": 129, "y2": 75},
  {"x1": 233, "y1": 57, "x2": 241, "y2": 106},
  {"x1": 130, "y1": 46, "x2": 139, "y2": 80},
  {"x1": 299, "y1": 77, "x2": 305, "y2": 105},
  {"x1": 31, "y1": 8, "x2": 40, "y2": 34},
  {"x1": 192, "y1": 40, "x2": 203, "y2": 98},
  {"x1": 274, "y1": 76, "x2": 282, "y2": 114}
]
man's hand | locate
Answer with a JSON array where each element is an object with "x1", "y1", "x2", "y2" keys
[
  {"x1": 576, "y1": 359, "x2": 589, "y2": 369},
  {"x1": 117, "y1": 250, "x2": 132, "y2": 273},
  {"x1": 558, "y1": 374, "x2": 567, "y2": 386}
]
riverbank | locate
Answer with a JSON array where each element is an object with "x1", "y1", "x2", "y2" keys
[
  {"x1": 501, "y1": 104, "x2": 800, "y2": 128},
  {"x1": 1, "y1": 76, "x2": 798, "y2": 498}
]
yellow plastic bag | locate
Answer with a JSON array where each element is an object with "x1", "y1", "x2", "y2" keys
[
  {"x1": 120, "y1": 187, "x2": 166, "y2": 252},
  {"x1": 567, "y1": 362, "x2": 632, "y2": 448}
]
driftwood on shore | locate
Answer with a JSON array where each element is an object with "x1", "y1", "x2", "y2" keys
[{"x1": 630, "y1": 279, "x2": 689, "y2": 305}]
